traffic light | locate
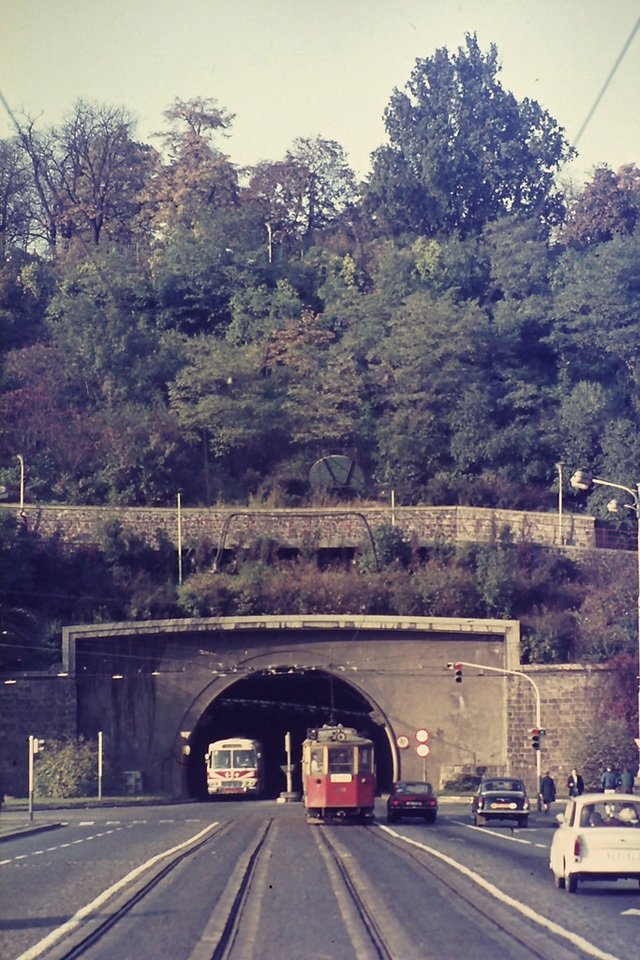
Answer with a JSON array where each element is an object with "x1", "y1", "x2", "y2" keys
[
  {"x1": 530, "y1": 729, "x2": 541, "y2": 750},
  {"x1": 446, "y1": 661, "x2": 463, "y2": 682}
]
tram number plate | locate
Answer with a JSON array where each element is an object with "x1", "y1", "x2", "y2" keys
[{"x1": 330, "y1": 774, "x2": 352, "y2": 783}]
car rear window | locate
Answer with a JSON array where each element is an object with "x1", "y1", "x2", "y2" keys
[
  {"x1": 395, "y1": 782, "x2": 433, "y2": 795},
  {"x1": 579, "y1": 801, "x2": 640, "y2": 827},
  {"x1": 482, "y1": 779, "x2": 524, "y2": 793}
]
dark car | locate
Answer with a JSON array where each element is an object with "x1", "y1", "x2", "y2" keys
[
  {"x1": 471, "y1": 777, "x2": 530, "y2": 827},
  {"x1": 387, "y1": 781, "x2": 438, "y2": 823}
]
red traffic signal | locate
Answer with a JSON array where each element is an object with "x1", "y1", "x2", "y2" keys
[
  {"x1": 446, "y1": 661, "x2": 463, "y2": 682},
  {"x1": 530, "y1": 728, "x2": 541, "y2": 750}
]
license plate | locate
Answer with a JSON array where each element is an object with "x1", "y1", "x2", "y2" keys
[
  {"x1": 405, "y1": 802, "x2": 422, "y2": 807},
  {"x1": 605, "y1": 850, "x2": 640, "y2": 862},
  {"x1": 490, "y1": 802, "x2": 515, "y2": 809}
]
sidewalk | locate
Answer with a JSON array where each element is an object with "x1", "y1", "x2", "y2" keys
[{"x1": 0, "y1": 808, "x2": 66, "y2": 842}]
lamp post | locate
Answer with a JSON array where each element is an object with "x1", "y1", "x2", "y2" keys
[
  {"x1": 570, "y1": 469, "x2": 640, "y2": 777},
  {"x1": 555, "y1": 462, "x2": 564, "y2": 545},
  {"x1": 16, "y1": 454, "x2": 24, "y2": 510}
]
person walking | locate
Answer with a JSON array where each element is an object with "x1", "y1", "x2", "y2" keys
[
  {"x1": 539, "y1": 771, "x2": 556, "y2": 813},
  {"x1": 601, "y1": 765, "x2": 619, "y2": 793},
  {"x1": 619, "y1": 766, "x2": 635, "y2": 794},
  {"x1": 567, "y1": 768, "x2": 584, "y2": 797}
]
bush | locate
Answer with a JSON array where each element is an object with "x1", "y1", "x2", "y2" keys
[{"x1": 34, "y1": 737, "x2": 110, "y2": 798}]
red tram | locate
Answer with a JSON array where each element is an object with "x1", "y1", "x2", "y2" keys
[{"x1": 302, "y1": 724, "x2": 376, "y2": 823}]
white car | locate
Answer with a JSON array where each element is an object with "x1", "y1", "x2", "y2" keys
[{"x1": 550, "y1": 793, "x2": 640, "y2": 893}]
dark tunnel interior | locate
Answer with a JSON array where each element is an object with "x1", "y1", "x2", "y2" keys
[{"x1": 185, "y1": 669, "x2": 393, "y2": 799}]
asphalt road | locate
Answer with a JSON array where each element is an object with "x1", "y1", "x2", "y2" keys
[{"x1": 1, "y1": 799, "x2": 638, "y2": 960}]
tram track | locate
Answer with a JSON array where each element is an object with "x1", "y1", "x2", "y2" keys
[
  {"x1": 15, "y1": 812, "x2": 598, "y2": 960},
  {"x1": 23, "y1": 820, "x2": 235, "y2": 960}
]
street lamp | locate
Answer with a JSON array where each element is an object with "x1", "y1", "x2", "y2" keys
[
  {"x1": 570, "y1": 468, "x2": 640, "y2": 776},
  {"x1": 16, "y1": 454, "x2": 24, "y2": 510}
]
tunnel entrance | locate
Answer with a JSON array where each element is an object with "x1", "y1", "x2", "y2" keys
[{"x1": 185, "y1": 668, "x2": 393, "y2": 799}]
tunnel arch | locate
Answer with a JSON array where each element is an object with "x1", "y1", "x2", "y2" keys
[{"x1": 178, "y1": 666, "x2": 396, "y2": 799}]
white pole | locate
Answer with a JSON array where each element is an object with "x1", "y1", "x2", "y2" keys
[
  {"x1": 17, "y1": 454, "x2": 24, "y2": 511},
  {"x1": 98, "y1": 731, "x2": 103, "y2": 801},
  {"x1": 285, "y1": 731, "x2": 292, "y2": 794},
  {"x1": 556, "y1": 462, "x2": 563, "y2": 545},
  {"x1": 177, "y1": 493, "x2": 183, "y2": 586},
  {"x1": 28, "y1": 735, "x2": 34, "y2": 821},
  {"x1": 391, "y1": 490, "x2": 396, "y2": 528}
]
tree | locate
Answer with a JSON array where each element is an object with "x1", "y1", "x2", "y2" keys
[
  {"x1": 0, "y1": 137, "x2": 34, "y2": 257},
  {"x1": 365, "y1": 34, "x2": 574, "y2": 237},
  {"x1": 563, "y1": 164, "x2": 640, "y2": 246},
  {"x1": 13, "y1": 101, "x2": 154, "y2": 251},
  {"x1": 245, "y1": 137, "x2": 358, "y2": 258},
  {"x1": 145, "y1": 97, "x2": 238, "y2": 236}
]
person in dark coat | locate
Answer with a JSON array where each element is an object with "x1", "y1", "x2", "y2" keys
[
  {"x1": 567, "y1": 768, "x2": 584, "y2": 797},
  {"x1": 601, "y1": 765, "x2": 619, "y2": 793},
  {"x1": 539, "y1": 771, "x2": 556, "y2": 813},
  {"x1": 619, "y1": 766, "x2": 635, "y2": 794}
]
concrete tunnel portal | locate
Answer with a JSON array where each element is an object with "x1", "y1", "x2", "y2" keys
[{"x1": 185, "y1": 668, "x2": 394, "y2": 799}]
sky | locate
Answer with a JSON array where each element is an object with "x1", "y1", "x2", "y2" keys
[{"x1": 3, "y1": 0, "x2": 640, "y2": 187}]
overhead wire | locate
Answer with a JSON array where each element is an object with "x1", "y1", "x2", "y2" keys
[{"x1": 572, "y1": 13, "x2": 640, "y2": 149}]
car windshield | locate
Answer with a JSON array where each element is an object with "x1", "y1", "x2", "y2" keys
[
  {"x1": 395, "y1": 782, "x2": 433, "y2": 795},
  {"x1": 578, "y1": 800, "x2": 640, "y2": 827},
  {"x1": 482, "y1": 779, "x2": 524, "y2": 793}
]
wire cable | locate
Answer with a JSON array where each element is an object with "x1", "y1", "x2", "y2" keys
[{"x1": 573, "y1": 14, "x2": 640, "y2": 149}]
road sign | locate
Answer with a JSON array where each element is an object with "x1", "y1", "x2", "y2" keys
[
  {"x1": 416, "y1": 743, "x2": 430, "y2": 758},
  {"x1": 396, "y1": 735, "x2": 410, "y2": 749},
  {"x1": 415, "y1": 728, "x2": 429, "y2": 743}
]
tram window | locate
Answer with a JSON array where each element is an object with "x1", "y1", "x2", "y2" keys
[
  {"x1": 329, "y1": 748, "x2": 353, "y2": 773},
  {"x1": 358, "y1": 746, "x2": 373, "y2": 774},
  {"x1": 212, "y1": 751, "x2": 231, "y2": 769},
  {"x1": 310, "y1": 749, "x2": 323, "y2": 773}
]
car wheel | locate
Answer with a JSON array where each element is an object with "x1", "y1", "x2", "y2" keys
[
  {"x1": 565, "y1": 873, "x2": 578, "y2": 894},
  {"x1": 387, "y1": 813, "x2": 397, "y2": 823},
  {"x1": 425, "y1": 814, "x2": 436, "y2": 824},
  {"x1": 553, "y1": 873, "x2": 565, "y2": 889},
  {"x1": 518, "y1": 816, "x2": 528, "y2": 828}
]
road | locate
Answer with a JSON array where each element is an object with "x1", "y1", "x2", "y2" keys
[{"x1": 1, "y1": 799, "x2": 638, "y2": 959}]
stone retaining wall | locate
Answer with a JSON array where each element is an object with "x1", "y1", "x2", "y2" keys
[{"x1": 1, "y1": 502, "x2": 597, "y2": 551}]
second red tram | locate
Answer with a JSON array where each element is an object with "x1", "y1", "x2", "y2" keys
[{"x1": 302, "y1": 724, "x2": 376, "y2": 823}]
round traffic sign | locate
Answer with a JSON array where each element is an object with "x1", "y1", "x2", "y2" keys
[
  {"x1": 415, "y1": 728, "x2": 430, "y2": 743},
  {"x1": 416, "y1": 743, "x2": 430, "y2": 758},
  {"x1": 396, "y1": 735, "x2": 410, "y2": 749}
]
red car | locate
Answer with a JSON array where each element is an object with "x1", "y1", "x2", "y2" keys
[{"x1": 387, "y1": 781, "x2": 438, "y2": 823}]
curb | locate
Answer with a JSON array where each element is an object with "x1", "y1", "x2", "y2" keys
[{"x1": 0, "y1": 822, "x2": 66, "y2": 843}]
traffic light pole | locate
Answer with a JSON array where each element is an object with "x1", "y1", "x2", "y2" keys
[
  {"x1": 28, "y1": 735, "x2": 35, "y2": 821},
  {"x1": 448, "y1": 661, "x2": 542, "y2": 799}
]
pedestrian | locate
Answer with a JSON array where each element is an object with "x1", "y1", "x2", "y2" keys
[
  {"x1": 539, "y1": 771, "x2": 556, "y2": 813},
  {"x1": 619, "y1": 766, "x2": 635, "y2": 794},
  {"x1": 601, "y1": 765, "x2": 619, "y2": 793},
  {"x1": 567, "y1": 768, "x2": 584, "y2": 797}
]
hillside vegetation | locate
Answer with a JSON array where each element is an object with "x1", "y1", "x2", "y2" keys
[{"x1": 1, "y1": 35, "x2": 639, "y2": 709}]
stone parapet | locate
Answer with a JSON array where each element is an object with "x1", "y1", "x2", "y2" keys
[{"x1": 0, "y1": 503, "x2": 597, "y2": 551}]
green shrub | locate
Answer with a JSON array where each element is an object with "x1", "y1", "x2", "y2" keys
[{"x1": 35, "y1": 738, "x2": 111, "y2": 799}]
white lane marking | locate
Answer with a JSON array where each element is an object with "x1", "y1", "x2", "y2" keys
[
  {"x1": 15, "y1": 822, "x2": 220, "y2": 960},
  {"x1": 79, "y1": 821, "x2": 95, "y2": 826},
  {"x1": 448, "y1": 818, "x2": 533, "y2": 845},
  {"x1": 1, "y1": 825, "x2": 128, "y2": 866},
  {"x1": 621, "y1": 908, "x2": 640, "y2": 917},
  {"x1": 378, "y1": 823, "x2": 622, "y2": 960}
]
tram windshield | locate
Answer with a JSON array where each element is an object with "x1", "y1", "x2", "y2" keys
[{"x1": 328, "y1": 748, "x2": 353, "y2": 773}]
